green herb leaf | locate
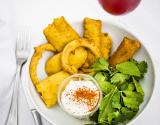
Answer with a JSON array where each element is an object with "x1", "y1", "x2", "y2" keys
[
  {"x1": 121, "y1": 107, "x2": 137, "y2": 120},
  {"x1": 90, "y1": 59, "x2": 147, "y2": 125},
  {"x1": 112, "y1": 92, "x2": 122, "y2": 110},
  {"x1": 116, "y1": 61, "x2": 141, "y2": 77},
  {"x1": 137, "y1": 61, "x2": 148, "y2": 79},
  {"x1": 111, "y1": 73, "x2": 129, "y2": 86},
  {"x1": 137, "y1": 61, "x2": 148, "y2": 73},
  {"x1": 109, "y1": 66, "x2": 118, "y2": 76},
  {"x1": 133, "y1": 77, "x2": 144, "y2": 96},
  {"x1": 95, "y1": 72, "x2": 115, "y2": 95},
  {"x1": 92, "y1": 58, "x2": 109, "y2": 71},
  {"x1": 122, "y1": 88, "x2": 143, "y2": 111},
  {"x1": 94, "y1": 72, "x2": 109, "y2": 82},
  {"x1": 123, "y1": 91, "x2": 143, "y2": 103},
  {"x1": 98, "y1": 87, "x2": 118, "y2": 123},
  {"x1": 126, "y1": 83, "x2": 135, "y2": 91},
  {"x1": 108, "y1": 111, "x2": 121, "y2": 124},
  {"x1": 122, "y1": 96, "x2": 139, "y2": 111},
  {"x1": 120, "y1": 83, "x2": 129, "y2": 91}
]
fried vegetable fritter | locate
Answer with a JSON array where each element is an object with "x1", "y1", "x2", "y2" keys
[
  {"x1": 100, "y1": 33, "x2": 112, "y2": 60},
  {"x1": 45, "y1": 53, "x2": 62, "y2": 76},
  {"x1": 83, "y1": 17, "x2": 102, "y2": 49},
  {"x1": 45, "y1": 47, "x2": 87, "y2": 75},
  {"x1": 82, "y1": 51, "x2": 96, "y2": 68},
  {"x1": 43, "y1": 16, "x2": 80, "y2": 52},
  {"x1": 83, "y1": 33, "x2": 112, "y2": 68},
  {"x1": 29, "y1": 43, "x2": 56, "y2": 85},
  {"x1": 109, "y1": 37, "x2": 141, "y2": 66},
  {"x1": 69, "y1": 47, "x2": 88, "y2": 69},
  {"x1": 29, "y1": 43, "x2": 70, "y2": 107},
  {"x1": 36, "y1": 71, "x2": 70, "y2": 107},
  {"x1": 83, "y1": 18, "x2": 102, "y2": 68},
  {"x1": 61, "y1": 38, "x2": 101, "y2": 74}
]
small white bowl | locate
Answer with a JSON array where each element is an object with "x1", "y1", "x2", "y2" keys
[{"x1": 58, "y1": 74, "x2": 103, "y2": 119}]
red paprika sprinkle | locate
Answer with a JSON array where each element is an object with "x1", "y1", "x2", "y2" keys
[{"x1": 73, "y1": 87, "x2": 99, "y2": 111}]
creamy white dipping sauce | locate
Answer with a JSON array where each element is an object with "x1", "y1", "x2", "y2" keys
[{"x1": 61, "y1": 80, "x2": 100, "y2": 118}]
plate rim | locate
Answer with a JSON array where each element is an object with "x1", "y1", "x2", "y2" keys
[{"x1": 21, "y1": 20, "x2": 156, "y2": 125}]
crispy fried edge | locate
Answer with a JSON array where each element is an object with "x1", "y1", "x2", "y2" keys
[
  {"x1": 61, "y1": 38, "x2": 101, "y2": 74},
  {"x1": 109, "y1": 37, "x2": 141, "y2": 66},
  {"x1": 29, "y1": 43, "x2": 56, "y2": 85}
]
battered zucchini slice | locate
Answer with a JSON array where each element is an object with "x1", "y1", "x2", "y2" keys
[
  {"x1": 45, "y1": 53, "x2": 62, "y2": 76},
  {"x1": 45, "y1": 47, "x2": 87, "y2": 76},
  {"x1": 83, "y1": 17, "x2": 102, "y2": 68},
  {"x1": 36, "y1": 71, "x2": 70, "y2": 107},
  {"x1": 100, "y1": 33, "x2": 112, "y2": 60},
  {"x1": 109, "y1": 37, "x2": 141, "y2": 66},
  {"x1": 83, "y1": 17, "x2": 102, "y2": 49},
  {"x1": 44, "y1": 16, "x2": 80, "y2": 52}
]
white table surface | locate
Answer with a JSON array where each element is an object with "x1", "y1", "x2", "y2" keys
[{"x1": 0, "y1": 0, "x2": 160, "y2": 125}]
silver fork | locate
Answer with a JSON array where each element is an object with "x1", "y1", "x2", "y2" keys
[{"x1": 5, "y1": 30, "x2": 31, "y2": 125}]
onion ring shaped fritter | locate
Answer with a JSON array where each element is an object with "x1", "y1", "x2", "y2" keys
[
  {"x1": 29, "y1": 43, "x2": 56, "y2": 85},
  {"x1": 61, "y1": 38, "x2": 101, "y2": 74}
]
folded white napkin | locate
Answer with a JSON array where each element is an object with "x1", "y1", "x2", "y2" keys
[
  {"x1": 0, "y1": 1, "x2": 16, "y2": 124},
  {"x1": 0, "y1": 1, "x2": 48, "y2": 124}
]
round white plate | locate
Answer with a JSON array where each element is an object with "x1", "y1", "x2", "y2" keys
[{"x1": 22, "y1": 20, "x2": 155, "y2": 125}]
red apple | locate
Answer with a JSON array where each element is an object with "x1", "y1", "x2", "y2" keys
[{"x1": 98, "y1": 0, "x2": 141, "y2": 15}]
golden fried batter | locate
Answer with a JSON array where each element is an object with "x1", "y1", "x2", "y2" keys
[
  {"x1": 45, "y1": 47, "x2": 87, "y2": 75},
  {"x1": 43, "y1": 16, "x2": 80, "y2": 52},
  {"x1": 100, "y1": 33, "x2": 112, "y2": 60},
  {"x1": 61, "y1": 38, "x2": 101, "y2": 74},
  {"x1": 83, "y1": 18, "x2": 102, "y2": 68},
  {"x1": 83, "y1": 33, "x2": 112, "y2": 68},
  {"x1": 69, "y1": 47, "x2": 87, "y2": 69},
  {"x1": 78, "y1": 68, "x2": 96, "y2": 76},
  {"x1": 29, "y1": 44, "x2": 70, "y2": 107},
  {"x1": 82, "y1": 51, "x2": 96, "y2": 68},
  {"x1": 29, "y1": 43, "x2": 56, "y2": 85},
  {"x1": 83, "y1": 17, "x2": 102, "y2": 48},
  {"x1": 109, "y1": 37, "x2": 141, "y2": 66},
  {"x1": 45, "y1": 53, "x2": 62, "y2": 76},
  {"x1": 36, "y1": 71, "x2": 70, "y2": 107}
]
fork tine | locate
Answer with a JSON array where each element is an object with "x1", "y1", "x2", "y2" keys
[
  {"x1": 20, "y1": 31, "x2": 23, "y2": 50},
  {"x1": 20, "y1": 32, "x2": 23, "y2": 50},
  {"x1": 23, "y1": 30, "x2": 26, "y2": 50},
  {"x1": 25, "y1": 28, "x2": 30, "y2": 51},
  {"x1": 16, "y1": 32, "x2": 22, "y2": 51},
  {"x1": 26, "y1": 35, "x2": 31, "y2": 51},
  {"x1": 23, "y1": 30, "x2": 27, "y2": 50},
  {"x1": 16, "y1": 28, "x2": 30, "y2": 52}
]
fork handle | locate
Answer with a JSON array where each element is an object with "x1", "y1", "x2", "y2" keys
[
  {"x1": 5, "y1": 65, "x2": 21, "y2": 125},
  {"x1": 32, "y1": 110, "x2": 42, "y2": 125}
]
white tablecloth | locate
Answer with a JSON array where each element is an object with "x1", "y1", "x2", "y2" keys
[{"x1": 0, "y1": 0, "x2": 160, "y2": 125}]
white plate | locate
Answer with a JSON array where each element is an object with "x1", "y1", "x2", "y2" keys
[{"x1": 22, "y1": 20, "x2": 155, "y2": 125}]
